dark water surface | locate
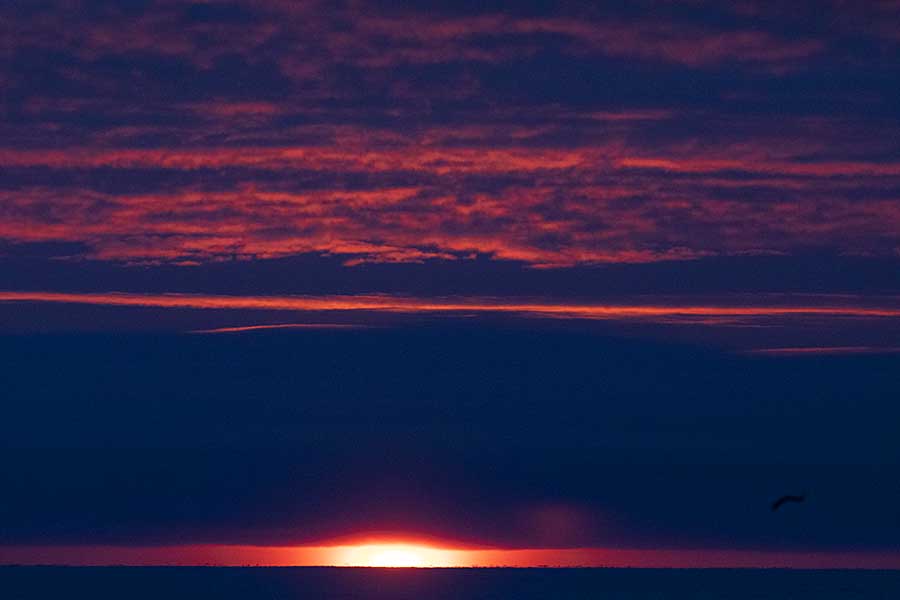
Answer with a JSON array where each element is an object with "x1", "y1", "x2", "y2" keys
[{"x1": 3, "y1": 567, "x2": 900, "y2": 599}]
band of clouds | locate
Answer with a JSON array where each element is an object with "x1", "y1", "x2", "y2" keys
[
  {"x1": 4, "y1": 1, "x2": 900, "y2": 268},
  {"x1": 2, "y1": 143, "x2": 899, "y2": 266},
  {"x1": 2, "y1": 1, "x2": 833, "y2": 75},
  {"x1": 3, "y1": 291, "x2": 900, "y2": 323}
]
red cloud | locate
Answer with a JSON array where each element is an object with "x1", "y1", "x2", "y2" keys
[
  {"x1": 2, "y1": 291, "x2": 899, "y2": 322},
  {"x1": 3, "y1": 2, "x2": 899, "y2": 268},
  {"x1": 2, "y1": 0, "x2": 828, "y2": 89},
  {"x1": 2, "y1": 136, "x2": 899, "y2": 266}
]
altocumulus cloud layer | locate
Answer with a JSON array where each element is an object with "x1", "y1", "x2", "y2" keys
[{"x1": 3, "y1": 0, "x2": 900, "y2": 268}]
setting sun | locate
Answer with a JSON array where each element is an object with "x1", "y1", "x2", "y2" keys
[
  {"x1": 330, "y1": 543, "x2": 468, "y2": 568},
  {"x1": 352, "y1": 545, "x2": 426, "y2": 567}
]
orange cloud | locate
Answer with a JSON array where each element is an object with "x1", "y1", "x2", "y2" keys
[
  {"x1": 191, "y1": 323, "x2": 367, "y2": 334},
  {"x1": 2, "y1": 291, "x2": 899, "y2": 323},
  {"x1": 618, "y1": 157, "x2": 900, "y2": 177},
  {"x1": 748, "y1": 346, "x2": 900, "y2": 355},
  {"x1": 3, "y1": 3, "x2": 900, "y2": 268},
  {"x1": 3, "y1": 137, "x2": 900, "y2": 267}
]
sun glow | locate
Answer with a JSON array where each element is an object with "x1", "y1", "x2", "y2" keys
[
  {"x1": 332, "y1": 543, "x2": 468, "y2": 567},
  {"x1": 4, "y1": 543, "x2": 900, "y2": 569}
]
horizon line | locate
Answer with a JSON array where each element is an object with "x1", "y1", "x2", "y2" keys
[{"x1": 3, "y1": 544, "x2": 900, "y2": 570}]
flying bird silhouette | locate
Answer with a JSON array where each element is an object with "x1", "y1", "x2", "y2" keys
[{"x1": 771, "y1": 493, "x2": 806, "y2": 511}]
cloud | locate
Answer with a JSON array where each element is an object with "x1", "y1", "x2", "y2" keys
[
  {"x1": 747, "y1": 346, "x2": 900, "y2": 356},
  {"x1": 2, "y1": 0, "x2": 827, "y2": 79},
  {"x1": 2, "y1": 290, "x2": 899, "y2": 323},
  {"x1": 3, "y1": 1, "x2": 900, "y2": 269},
  {"x1": 191, "y1": 323, "x2": 368, "y2": 333},
  {"x1": 2, "y1": 145, "x2": 899, "y2": 266}
]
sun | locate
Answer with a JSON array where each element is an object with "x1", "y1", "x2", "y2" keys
[
  {"x1": 366, "y1": 546, "x2": 426, "y2": 567},
  {"x1": 337, "y1": 543, "x2": 444, "y2": 567}
]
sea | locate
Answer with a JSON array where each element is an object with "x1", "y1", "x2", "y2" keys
[{"x1": 3, "y1": 567, "x2": 900, "y2": 599}]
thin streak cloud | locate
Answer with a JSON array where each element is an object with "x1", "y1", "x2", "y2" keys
[
  {"x1": 747, "y1": 346, "x2": 900, "y2": 356},
  {"x1": 2, "y1": 291, "x2": 900, "y2": 322},
  {"x1": 191, "y1": 323, "x2": 368, "y2": 334}
]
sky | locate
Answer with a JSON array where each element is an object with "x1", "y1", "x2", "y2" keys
[{"x1": 2, "y1": 0, "x2": 900, "y2": 568}]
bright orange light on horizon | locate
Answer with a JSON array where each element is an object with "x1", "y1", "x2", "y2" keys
[
  {"x1": 330, "y1": 543, "x2": 468, "y2": 567},
  {"x1": 3, "y1": 542, "x2": 900, "y2": 569}
]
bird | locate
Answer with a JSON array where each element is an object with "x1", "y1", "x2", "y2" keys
[{"x1": 771, "y1": 493, "x2": 806, "y2": 511}]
